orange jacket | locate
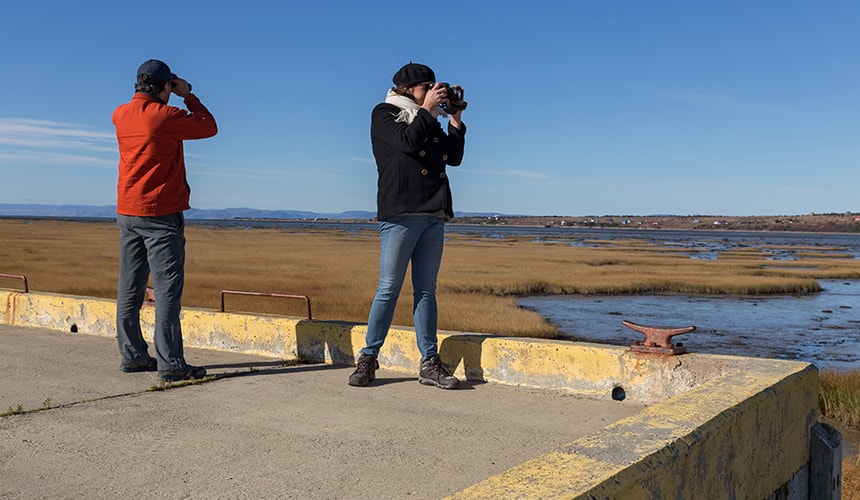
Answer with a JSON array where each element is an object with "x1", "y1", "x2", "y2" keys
[{"x1": 113, "y1": 92, "x2": 217, "y2": 216}]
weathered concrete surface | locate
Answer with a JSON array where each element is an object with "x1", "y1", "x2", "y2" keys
[
  {"x1": 450, "y1": 360, "x2": 818, "y2": 499},
  {"x1": 0, "y1": 291, "x2": 821, "y2": 498},
  {"x1": 0, "y1": 325, "x2": 642, "y2": 499}
]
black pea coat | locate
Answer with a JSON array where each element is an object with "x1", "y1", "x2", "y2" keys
[{"x1": 371, "y1": 103, "x2": 466, "y2": 221}]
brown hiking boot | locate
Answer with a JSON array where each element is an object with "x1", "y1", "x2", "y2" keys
[
  {"x1": 348, "y1": 353, "x2": 379, "y2": 387},
  {"x1": 419, "y1": 354, "x2": 460, "y2": 390},
  {"x1": 120, "y1": 356, "x2": 157, "y2": 373}
]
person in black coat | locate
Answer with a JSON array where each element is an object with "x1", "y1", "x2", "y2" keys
[{"x1": 349, "y1": 62, "x2": 467, "y2": 389}]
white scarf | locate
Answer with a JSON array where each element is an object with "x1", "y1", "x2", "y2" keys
[{"x1": 385, "y1": 89, "x2": 446, "y2": 124}]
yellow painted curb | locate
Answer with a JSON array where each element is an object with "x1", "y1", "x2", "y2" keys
[
  {"x1": 1, "y1": 290, "x2": 752, "y2": 403},
  {"x1": 0, "y1": 290, "x2": 819, "y2": 497}
]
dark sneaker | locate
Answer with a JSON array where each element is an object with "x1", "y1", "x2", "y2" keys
[
  {"x1": 157, "y1": 365, "x2": 207, "y2": 383},
  {"x1": 120, "y1": 356, "x2": 157, "y2": 373},
  {"x1": 348, "y1": 353, "x2": 379, "y2": 387},
  {"x1": 419, "y1": 355, "x2": 460, "y2": 390}
]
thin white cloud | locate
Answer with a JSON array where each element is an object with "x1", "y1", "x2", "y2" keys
[
  {"x1": 461, "y1": 167, "x2": 551, "y2": 180},
  {"x1": 499, "y1": 169, "x2": 550, "y2": 180},
  {"x1": 353, "y1": 155, "x2": 546, "y2": 179},
  {"x1": 0, "y1": 118, "x2": 115, "y2": 140},
  {"x1": 0, "y1": 151, "x2": 116, "y2": 168},
  {"x1": 0, "y1": 117, "x2": 117, "y2": 171},
  {"x1": 0, "y1": 136, "x2": 117, "y2": 152},
  {"x1": 192, "y1": 169, "x2": 286, "y2": 180},
  {"x1": 0, "y1": 117, "x2": 116, "y2": 154},
  {"x1": 665, "y1": 90, "x2": 789, "y2": 115}
]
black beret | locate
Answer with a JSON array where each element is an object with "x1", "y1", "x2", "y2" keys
[{"x1": 392, "y1": 63, "x2": 436, "y2": 87}]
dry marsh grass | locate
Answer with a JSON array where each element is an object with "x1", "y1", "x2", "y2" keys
[
  {"x1": 847, "y1": 456, "x2": 860, "y2": 499},
  {"x1": 3, "y1": 218, "x2": 860, "y2": 338},
  {"x1": 796, "y1": 252, "x2": 856, "y2": 259},
  {"x1": 820, "y1": 370, "x2": 860, "y2": 497},
  {"x1": 767, "y1": 244, "x2": 847, "y2": 251},
  {"x1": 820, "y1": 370, "x2": 860, "y2": 430}
]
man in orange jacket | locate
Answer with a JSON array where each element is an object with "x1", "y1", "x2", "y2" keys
[{"x1": 112, "y1": 59, "x2": 217, "y2": 382}]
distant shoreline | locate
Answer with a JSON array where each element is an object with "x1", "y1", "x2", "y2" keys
[
  {"x1": 3, "y1": 213, "x2": 860, "y2": 234},
  {"x1": 454, "y1": 213, "x2": 860, "y2": 233}
]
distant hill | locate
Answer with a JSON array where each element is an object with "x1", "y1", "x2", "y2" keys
[
  {"x1": 0, "y1": 204, "x2": 377, "y2": 221},
  {"x1": 0, "y1": 204, "x2": 508, "y2": 221},
  {"x1": 4, "y1": 204, "x2": 856, "y2": 232},
  {"x1": 0, "y1": 204, "x2": 118, "y2": 218}
]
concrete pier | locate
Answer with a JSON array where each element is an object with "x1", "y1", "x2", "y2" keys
[{"x1": 0, "y1": 290, "x2": 836, "y2": 498}]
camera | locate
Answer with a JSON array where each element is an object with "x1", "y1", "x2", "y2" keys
[{"x1": 439, "y1": 82, "x2": 467, "y2": 113}]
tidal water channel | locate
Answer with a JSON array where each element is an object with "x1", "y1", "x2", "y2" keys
[
  {"x1": 502, "y1": 228, "x2": 859, "y2": 371},
  {"x1": 519, "y1": 280, "x2": 859, "y2": 371},
  {"x1": 439, "y1": 224, "x2": 859, "y2": 371},
  {"x1": 198, "y1": 220, "x2": 860, "y2": 371}
]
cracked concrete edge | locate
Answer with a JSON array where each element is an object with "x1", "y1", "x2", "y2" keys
[{"x1": 448, "y1": 361, "x2": 817, "y2": 499}]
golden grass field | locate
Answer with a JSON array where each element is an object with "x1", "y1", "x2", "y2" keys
[
  {"x1": 2, "y1": 217, "x2": 859, "y2": 488},
  {"x1": 2, "y1": 218, "x2": 860, "y2": 337}
]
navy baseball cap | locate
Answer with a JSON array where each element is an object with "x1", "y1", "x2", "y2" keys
[{"x1": 137, "y1": 59, "x2": 174, "y2": 82}]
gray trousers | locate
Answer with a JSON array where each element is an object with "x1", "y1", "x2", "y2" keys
[{"x1": 116, "y1": 213, "x2": 187, "y2": 372}]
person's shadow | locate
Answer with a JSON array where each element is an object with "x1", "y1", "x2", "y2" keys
[
  {"x1": 439, "y1": 333, "x2": 490, "y2": 385},
  {"x1": 197, "y1": 319, "x2": 362, "y2": 381},
  {"x1": 202, "y1": 360, "x2": 346, "y2": 380},
  {"x1": 294, "y1": 319, "x2": 359, "y2": 366}
]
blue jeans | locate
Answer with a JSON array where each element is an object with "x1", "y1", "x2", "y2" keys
[
  {"x1": 362, "y1": 215, "x2": 445, "y2": 362},
  {"x1": 116, "y1": 213, "x2": 188, "y2": 372}
]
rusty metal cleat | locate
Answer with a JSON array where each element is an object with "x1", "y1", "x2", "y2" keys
[{"x1": 623, "y1": 320, "x2": 695, "y2": 355}]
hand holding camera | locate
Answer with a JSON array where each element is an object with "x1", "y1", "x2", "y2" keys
[{"x1": 439, "y1": 83, "x2": 467, "y2": 114}]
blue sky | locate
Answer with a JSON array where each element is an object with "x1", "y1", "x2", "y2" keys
[{"x1": 1, "y1": 1, "x2": 857, "y2": 216}]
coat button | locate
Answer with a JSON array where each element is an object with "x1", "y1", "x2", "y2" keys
[
  {"x1": 442, "y1": 154, "x2": 448, "y2": 161},
  {"x1": 419, "y1": 150, "x2": 426, "y2": 157},
  {"x1": 440, "y1": 172, "x2": 447, "y2": 179},
  {"x1": 433, "y1": 137, "x2": 439, "y2": 143},
  {"x1": 421, "y1": 169, "x2": 429, "y2": 176}
]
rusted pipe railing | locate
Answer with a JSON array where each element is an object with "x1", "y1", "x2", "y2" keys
[
  {"x1": 0, "y1": 273, "x2": 29, "y2": 293},
  {"x1": 220, "y1": 290, "x2": 312, "y2": 320},
  {"x1": 623, "y1": 320, "x2": 695, "y2": 355}
]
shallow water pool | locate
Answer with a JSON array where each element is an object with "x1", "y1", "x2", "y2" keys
[{"x1": 519, "y1": 279, "x2": 860, "y2": 371}]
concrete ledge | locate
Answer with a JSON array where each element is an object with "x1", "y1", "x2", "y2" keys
[
  {"x1": 2, "y1": 291, "x2": 752, "y2": 403},
  {"x1": 449, "y1": 361, "x2": 817, "y2": 499},
  {"x1": 0, "y1": 290, "x2": 820, "y2": 497}
]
